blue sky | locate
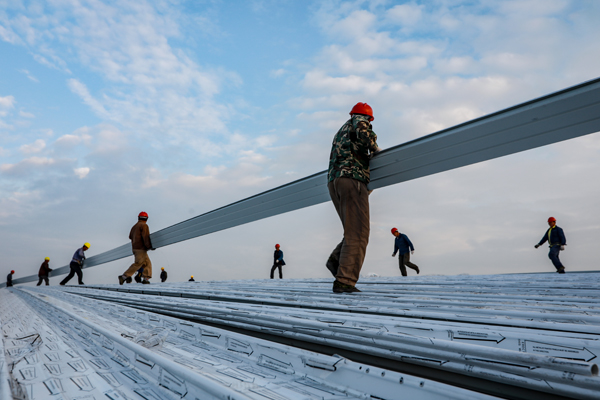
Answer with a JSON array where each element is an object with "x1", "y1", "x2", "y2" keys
[{"x1": 2, "y1": 0, "x2": 600, "y2": 284}]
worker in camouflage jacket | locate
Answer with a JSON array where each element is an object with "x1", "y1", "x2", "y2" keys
[{"x1": 326, "y1": 102, "x2": 380, "y2": 293}]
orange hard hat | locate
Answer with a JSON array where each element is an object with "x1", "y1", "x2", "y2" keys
[
  {"x1": 350, "y1": 102, "x2": 374, "y2": 121},
  {"x1": 391, "y1": 228, "x2": 398, "y2": 234},
  {"x1": 548, "y1": 217, "x2": 556, "y2": 223}
]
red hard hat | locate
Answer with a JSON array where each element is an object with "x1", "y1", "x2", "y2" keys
[
  {"x1": 11, "y1": 270, "x2": 14, "y2": 274},
  {"x1": 391, "y1": 228, "x2": 398, "y2": 234},
  {"x1": 350, "y1": 102, "x2": 374, "y2": 121},
  {"x1": 548, "y1": 217, "x2": 556, "y2": 223},
  {"x1": 139, "y1": 211, "x2": 148, "y2": 219},
  {"x1": 275, "y1": 244, "x2": 280, "y2": 248}
]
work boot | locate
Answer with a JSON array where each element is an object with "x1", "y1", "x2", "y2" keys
[
  {"x1": 142, "y1": 279, "x2": 150, "y2": 284},
  {"x1": 126, "y1": 276, "x2": 133, "y2": 283},
  {"x1": 332, "y1": 280, "x2": 361, "y2": 293},
  {"x1": 326, "y1": 256, "x2": 339, "y2": 277},
  {"x1": 134, "y1": 274, "x2": 141, "y2": 283},
  {"x1": 558, "y1": 267, "x2": 566, "y2": 274},
  {"x1": 416, "y1": 267, "x2": 420, "y2": 274},
  {"x1": 118, "y1": 275, "x2": 126, "y2": 285}
]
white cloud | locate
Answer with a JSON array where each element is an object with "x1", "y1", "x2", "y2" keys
[
  {"x1": 19, "y1": 110, "x2": 35, "y2": 118},
  {"x1": 20, "y1": 139, "x2": 46, "y2": 154},
  {"x1": 74, "y1": 167, "x2": 90, "y2": 179},
  {"x1": 0, "y1": 95, "x2": 15, "y2": 112}
]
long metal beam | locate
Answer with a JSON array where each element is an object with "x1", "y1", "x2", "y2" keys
[{"x1": 5, "y1": 76, "x2": 600, "y2": 286}]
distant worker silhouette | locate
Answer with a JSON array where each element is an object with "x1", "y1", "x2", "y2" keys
[
  {"x1": 391, "y1": 228, "x2": 420, "y2": 276},
  {"x1": 119, "y1": 212, "x2": 155, "y2": 285},
  {"x1": 535, "y1": 217, "x2": 567, "y2": 273},
  {"x1": 160, "y1": 267, "x2": 167, "y2": 282},
  {"x1": 6, "y1": 270, "x2": 14, "y2": 287},
  {"x1": 189, "y1": 275, "x2": 195, "y2": 282},
  {"x1": 270, "y1": 244, "x2": 286, "y2": 279},
  {"x1": 37, "y1": 257, "x2": 53, "y2": 286},
  {"x1": 60, "y1": 243, "x2": 90, "y2": 285},
  {"x1": 326, "y1": 102, "x2": 381, "y2": 293}
]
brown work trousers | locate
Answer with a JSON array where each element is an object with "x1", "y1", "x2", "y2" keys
[
  {"x1": 123, "y1": 249, "x2": 152, "y2": 279},
  {"x1": 399, "y1": 253, "x2": 419, "y2": 276},
  {"x1": 328, "y1": 177, "x2": 370, "y2": 286}
]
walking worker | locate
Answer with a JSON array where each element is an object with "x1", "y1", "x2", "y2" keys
[
  {"x1": 6, "y1": 270, "x2": 14, "y2": 287},
  {"x1": 119, "y1": 212, "x2": 154, "y2": 285},
  {"x1": 535, "y1": 217, "x2": 567, "y2": 273},
  {"x1": 160, "y1": 267, "x2": 167, "y2": 282},
  {"x1": 60, "y1": 243, "x2": 90, "y2": 285},
  {"x1": 326, "y1": 102, "x2": 380, "y2": 293},
  {"x1": 37, "y1": 257, "x2": 53, "y2": 286},
  {"x1": 270, "y1": 244, "x2": 286, "y2": 279},
  {"x1": 391, "y1": 228, "x2": 420, "y2": 276}
]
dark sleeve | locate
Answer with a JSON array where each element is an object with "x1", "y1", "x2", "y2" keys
[
  {"x1": 392, "y1": 239, "x2": 398, "y2": 256},
  {"x1": 538, "y1": 230, "x2": 549, "y2": 245},
  {"x1": 142, "y1": 225, "x2": 153, "y2": 250},
  {"x1": 558, "y1": 228, "x2": 566, "y2": 245},
  {"x1": 406, "y1": 236, "x2": 415, "y2": 251}
]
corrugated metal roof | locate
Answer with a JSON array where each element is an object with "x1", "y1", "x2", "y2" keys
[{"x1": 3, "y1": 271, "x2": 600, "y2": 399}]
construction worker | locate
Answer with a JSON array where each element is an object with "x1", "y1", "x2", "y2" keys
[
  {"x1": 535, "y1": 217, "x2": 567, "y2": 273},
  {"x1": 37, "y1": 257, "x2": 53, "y2": 286},
  {"x1": 6, "y1": 270, "x2": 14, "y2": 287},
  {"x1": 60, "y1": 243, "x2": 90, "y2": 285},
  {"x1": 189, "y1": 275, "x2": 195, "y2": 282},
  {"x1": 326, "y1": 102, "x2": 380, "y2": 293},
  {"x1": 270, "y1": 244, "x2": 286, "y2": 279},
  {"x1": 160, "y1": 267, "x2": 167, "y2": 282},
  {"x1": 119, "y1": 212, "x2": 154, "y2": 285},
  {"x1": 391, "y1": 228, "x2": 420, "y2": 276}
]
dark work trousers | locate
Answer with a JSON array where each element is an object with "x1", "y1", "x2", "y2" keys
[
  {"x1": 60, "y1": 262, "x2": 84, "y2": 285},
  {"x1": 548, "y1": 246, "x2": 565, "y2": 271},
  {"x1": 399, "y1": 253, "x2": 419, "y2": 276},
  {"x1": 37, "y1": 275, "x2": 49, "y2": 286},
  {"x1": 328, "y1": 177, "x2": 370, "y2": 287},
  {"x1": 270, "y1": 264, "x2": 283, "y2": 279}
]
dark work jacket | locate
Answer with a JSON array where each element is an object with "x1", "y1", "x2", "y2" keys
[
  {"x1": 160, "y1": 270, "x2": 167, "y2": 281},
  {"x1": 189, "y1": 278, "x2": 195, "y2": 282},
  {"x1": 538, "y1": 226, "x2": 566, "y2": 247},
  {"x1": 130, "y1": 220, "x2": 153, "y2": 251},
  {"x1": 273, "y1": 250, "x2": 286, "y2": 266},
  {"x1": 38, "y1": 261, "x2": 53, "y2": 276},
  {"x1": 6, "y1": 273, "x2": 13, "y2": 287},
  {"x1": 393, "y1": 234, "x2": 415, "y2": 256}
]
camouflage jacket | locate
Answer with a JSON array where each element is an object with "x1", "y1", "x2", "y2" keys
[{"x1": 328, "y1": 115, "x2": 379, "y2": 184}]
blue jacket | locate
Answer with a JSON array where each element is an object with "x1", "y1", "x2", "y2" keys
[
  {"x1": 273, "y1": 250, "x2": 286, "y2": 265},
  {"x1": 393, "y1": 234, "x2": 414, "y2": 256},
  {"x1": 72, "y1": 248, "x2": 86, "y2": 264},
  {"x1": 538, "y1": 226, "x2": 566, "y2": 247}
]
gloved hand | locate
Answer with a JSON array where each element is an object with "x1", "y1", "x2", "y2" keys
[
  {"x1": 560, "y1": 245, "x2": 565, "y2": 251},
  {"x1": 534, "y1": 244, "x2": 540, "y2": 249},
  {"x1": 411, "y1": 250, "x2": 414, "y2": 255},
  {"x1": 392, "y1": 254, "x2": 395, "y2": 257}
]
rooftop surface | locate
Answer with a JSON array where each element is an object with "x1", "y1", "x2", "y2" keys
[{"x1": 2, "y1": 272, "x2": 599, "y2": 399}]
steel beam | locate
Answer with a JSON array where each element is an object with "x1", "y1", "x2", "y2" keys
[{"x1": 5, "y1": 77, "x2": 600, "y2": 286}]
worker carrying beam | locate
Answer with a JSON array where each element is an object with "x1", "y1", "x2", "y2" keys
[
  {"x1": 119, "y1": 212, "x2": 155, "y2": 285},
  {"x1": 60, "y1": 243, "x2": 90, "y2": 285},
  {"x1": 326, "y1": 102, "x2": 381, "y2": 293},
  {"x1": 37, "y1": 257, "x2": 53, "y2": 286}
]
